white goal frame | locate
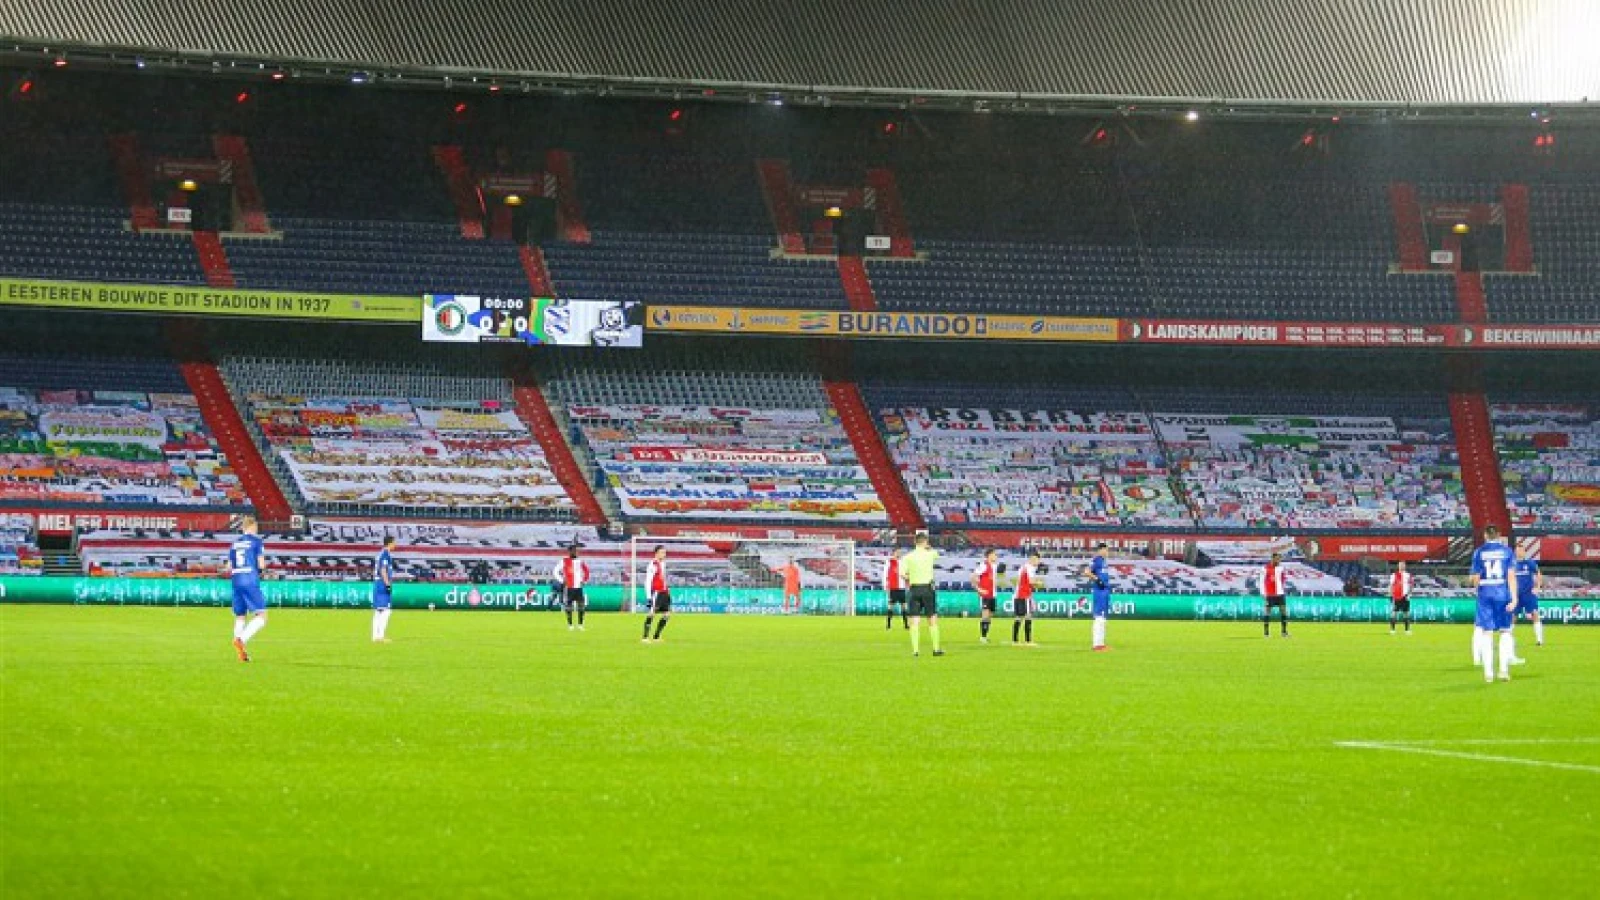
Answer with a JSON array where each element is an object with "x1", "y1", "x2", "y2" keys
[{"x1": 627, "y1": 534, "x2": 858, "y2": 615}]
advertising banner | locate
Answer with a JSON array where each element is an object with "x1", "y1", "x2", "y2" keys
[
  {"x1": 6, "y1": 578, "x2": 1599, "y2": 624},
  {"x1": 0, "y1": 277, "x2": 417, "y2": 322},
  {"x1": 1456, "y1": 325, "x2": 1600, "y2": 349},
  {"x1": 629, "y1": 447, "x2": 830, "y2": 465},
  {"x1": 1153, "y1": 414, "x2": 1397, "y2": 447},
  {"x1": 1536, "y1": 535, "x2": 1600, "y2": 563},
  {"x1": 646, "y1": 306, "x2": 1119, "y2": 343}
]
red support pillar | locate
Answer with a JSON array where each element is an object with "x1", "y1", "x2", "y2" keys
[
  {"x1": 1499, "y1": 184, "x2": 1534, "y2": 273},
  {"x1": 1446, "y1": 358, "x2": 1511, "y2": 538},
  {"x1": 836, "y1": 255, "x2": 878, "y2": 312},
  {"x1": 519, "y1": 245, "x2": 556, "y2": 297},
  {"x1": 1388, "y1": 183, "x2": 1428, "y2": 272},
  {"x1": 545, "y1": 150, "x2": 590, "y2": 243},
  {"x1": 431, "y1": 146, "x2": 485, "y2": 239},
  {"x1": 865, "y1": 168, "x2": 915, "y2": 258},
  {"x1": 509, "y1": 370, "x2": 608, "y2": 527},
  {"x1": 756, "y1": 159, "x2": 807, "y2": 255},
  {"x1": 108, "y1": 134, "x2": 160, "y2": 232},
  {"x1": 191, "y1": 231, "x2": 236, "y2": 288},
  {"x1": 212, "y1": 135, "x2": 271, "y2": 233}
]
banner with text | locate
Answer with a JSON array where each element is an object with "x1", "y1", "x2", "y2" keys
[
  {"x1": 1, "y1": 278, "x2": 417, "y2": 322},
  {"x1": 891, "y1": 407, "x2": 1153, "y2": 439},
  {"x1": 647, "y1": 306, "x2": 1119, "y2": 342}
]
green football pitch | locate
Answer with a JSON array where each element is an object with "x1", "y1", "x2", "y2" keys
[{"x1": 3, "y1": 607, "x2": 1597, "y2": 899}]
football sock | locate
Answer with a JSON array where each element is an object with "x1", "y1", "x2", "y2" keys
[
  {"x1": 929, "y1": 623, "x2": 942, "y2": 652},
  {"x1": 1499, "y1": 631, "x2": 1515, "y2": 674},
  {"x1": 1476, "y1": 631, "x2": 1494, "y2": 680},
  {"x1": 910, "y1": 623, "x2": 921, "y2": 654},
  {"x1": 1263, "y1": 614, "x2": 1271, "y2": 636},
  {"x1": 1472, "y1": 627, "x2": 1484, "y2": 664},
  {"x1": 887, "y1": 609, "x2": 895, "y2": 629},
  {"x1": 241, "y1": 616, "x2": 266, "y2": 643},
  {"x1": 654, "y1": 617, "x2": 669, "y2": 639},
  {"x1": 980, "y1": 619, "x2": 991, "y2": 639},
  {"x1": 1012, "y1": 620, "x2": 1021, "y2": 642},
  {"x1": 1533, "y1": 619, "x2": 1544, "y2": 644},
  {"x1": 577, "y1": 604, "x2": 586, "y2": 626},
  {"x1": 372, "y1": 609, "x2": 389, "y2": 640},
  {"x1": 232, "y1": 620, "x2": 244, "y2": 640},
  {"x1": 1025, "y1": 620, "x2": 1033, "y2": 643},
  {"x1": 1281, "y1": 610, "x2": 1290, "y2": 634},
  {"x1": 642, "y1": 617, "x2": 653, "y2": 639},
  {"x1": 1404, "y1": 614, "x2": 1412, "y2": 633},
  {"x1": 1092, "y1": 616, "x2": 1106, "y2": 648},
  {"x1": 1389, "y1": 614, "x2": 1397, "y2": 631},
  {"x1": 565, "y1": 607, "x2": 573, "y2": 626},
  {"x1": 900, "y1": 610, "x2": 909, "y2": 629}
]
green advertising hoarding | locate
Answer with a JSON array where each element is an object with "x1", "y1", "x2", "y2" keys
[
  {"x1": 0, "y1": 277, "x2": 419, "y2": 323},
  {"x1": 4, "y1": 578, "x2": 1599, "y2": 624}
]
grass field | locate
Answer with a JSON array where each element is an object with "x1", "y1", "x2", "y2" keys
[{"x1": 3, "y1": 606, "x2": 1597, "y2": 899}]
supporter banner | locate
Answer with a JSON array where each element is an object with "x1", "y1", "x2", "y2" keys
[
  {"x1": 568, "y1": 405, "x2": 822, "y2": 425},
  {"x1": 1296, "y1": 536, "x2": 1454, "y2": 562},
  {"x1": 1154, "y1": 414, "x2": 1396, "y2": 446},
  {"x1": 307, "y1": 519, "x2": 601, "y2": 547},
  {"x1": 1126, "y1": 320, "x2": 1452, "y2": 347},
  {"x1": 6, "y1": 510, "x2": 239, "y2": 536},
  {"x1": 39, "y1": 408, "x2": 169, "y2": 449},
  {"x1": 891, "y1": 407, "x2": 1153, "y2": 439},
  {"x1": 0, "y1": 277, "x2": 417, "y2": 322},
  {"x1": 413, "y1": 406, "x2": 523, "y2": 433},
  {"x1": 647, "y1": 306, "x2": 1119, "y2": 343},
  {"x1": 7, "y1": 578, "x2": 1599, "y2": 623},
  {"x1": 629, "y1": 447, "x2": 830, "y2": 465}
]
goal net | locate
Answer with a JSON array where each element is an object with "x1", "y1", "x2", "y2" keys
[{"x1": 627, "y1": 535, "x2": 857, "y2": 615}]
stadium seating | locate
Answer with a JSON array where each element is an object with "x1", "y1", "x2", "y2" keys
[
  {"x1": 865, "y1": 383, "x2": 1192, "y2": 528},
  {"x1": 0, "y1": 354, "x2": 248, "y2": 509},
  {"x1": 544, "y1": 348, "x2": 885, "y2": 523},
  {"x1": 0, "y1": 202, "x2": 204, "y2": 285},
  {"x1": 217, "y1": 350, "x2": 577, "y2": 520},
  {"x1": 1483, "y1": 184, "x2": 1600, "y2": 322},
  {"x1": 1145, "y1": 388, "x2": 1471, "y2": 531},
  {"x1": 1491, "y1": 401, "x2": 1600, "y2": 531},
  {"x1": 0, "y1": 514, "x2": 41, "y2": 576}
]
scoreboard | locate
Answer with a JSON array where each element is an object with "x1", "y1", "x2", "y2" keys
[{"x1": 423, "y1": 295, "x2": 644, "y2": 347}]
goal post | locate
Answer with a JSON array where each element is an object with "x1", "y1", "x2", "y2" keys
[{"x1": 627, "y1": 535, "x2": 857, "y2": 615}]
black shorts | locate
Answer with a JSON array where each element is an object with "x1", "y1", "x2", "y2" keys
[
  {"x1": 888, "y1": 589, "x2": 907, "y2": 605},
  {"x1": 651, "y1": 590, "x2": 672, "y2": 613},
  {"x1": 565, "y1": 587, "x2": 586, "y2": 605},
  {"x1": 1391, "y1": 599, "x2": 1411, "y2": 613},
  {"x1": 1264, "y1": 595, "x2": 1286, "y2": 608},
  {"x1": 907, "y1": 585, "x2": 937, "y2": 617},
  {"x1": 1012, "y1": 597, "x2": 1032, "y2": 618},
  {"x1": 979, "y1": 595, "x2": 997, "y2": 613}
]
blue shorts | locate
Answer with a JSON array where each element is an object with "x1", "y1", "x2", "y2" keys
[
  {"x1": 1475, "y1": 596, "x2": 1513, "y2": 632},
  {"x1": 373, "y1": 586, "x2": 392, "y2": 610},
  {"x1": 1091, "y1": 590, "x2": 1111, "y2": 617},
  {"x1": 1516, "y1": 594, "x2": 1539, "y2": 614},
  {"x1": 231, "y1": 581, "x2": 266, "y2": 616}
]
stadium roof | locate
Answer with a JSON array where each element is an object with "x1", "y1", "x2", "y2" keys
[{"x1": 5, "y1": 0, "x2": 1598, "y2": 111}]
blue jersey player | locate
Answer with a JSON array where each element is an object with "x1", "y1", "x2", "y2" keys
[
  {"x1": 1469, "y1": 526, "x2": 1520, "y2": 683},
  {"x1": 372, "y1": 535, "x2": 396, "y2": 643},
  {"x1": 1513, "y1": 545, "x2": 1544, "y2": 649},
  {"x1": 229, "y1": 517, "x2": 268, "y2": 662},
  {"x1": 1081, "y1": 543, "x2": 1113, "y2": 651}
]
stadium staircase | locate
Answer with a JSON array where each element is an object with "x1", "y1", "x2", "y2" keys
[
  {"x1": 431, "y1": 146, "x2": 487, "y2": 239},
  {"x1": 1454, "y1": 271, "x2": 1489, "y2": 323},
  {"x1": 509, "y1": 368, "x2": 610, "y2": 526},
  {"x1": 169, "y1": 332, "x2": 296, "y2": 527},
  {"x1": 817, "y1": 346, "x2": 924, "y2": 530},
  {"x1": 191, "y1": 231, "x2": 236, "y2": 287},
  {"x1": 756, "y1": 159, "x2": 807, "y2": 255},
  {"x1": 519, "y1": 245, "x2": 556, "y2": 296},
  {"x1": 108, "y1": 134, "x2": 160, "y2": 232},
  {"x1": 1387, "y1": 183, "x2": 1429, "y2": 272},
  {"x1": 1445, "y1": 359, "x2": 1512, "y2": 537},
  {"x1": 837, "y1": 256, "x2": 878, "y2": 311}
]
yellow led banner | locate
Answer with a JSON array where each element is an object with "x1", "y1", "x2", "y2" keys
[
  {"x1": 646, "y1": 306, "x2": 1120, "y2": 342},
  {"x1": 0, "y1": 278, "x2": 419, "y2": 323}
]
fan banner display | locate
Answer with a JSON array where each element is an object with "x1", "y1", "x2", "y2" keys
[
  {"x1": 889, "y1": 408, "x2": 1153, "y2": 439},
  {"x1": 568, "y1": 406, "x2": 822, "y2": 426},
  {"x1": 6, "y1": 578, "x2": 1598, "y2": 624},
  {"x1": 628, "y1": 447, "x2": 830, "y2": 465},
  {"x1": 1153, "y1": 414, "x2": 1398, "y2": 447}
]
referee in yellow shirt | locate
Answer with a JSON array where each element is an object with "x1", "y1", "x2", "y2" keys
[{"x1": 902, "y1": 531, "x2": 943, "y2": 657}]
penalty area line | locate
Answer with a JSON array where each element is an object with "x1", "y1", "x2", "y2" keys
[{"x1": 1335, "y1": 741, "x2": 1600, "y2": 774}]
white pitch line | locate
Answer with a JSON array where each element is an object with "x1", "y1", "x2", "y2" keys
[
  {"x1": 1335, "y1": 741, "x2": 1600, "y2": 774},
  {"x1": 1372, "y1": 738, "x2": 1600, "y2": 746}
]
